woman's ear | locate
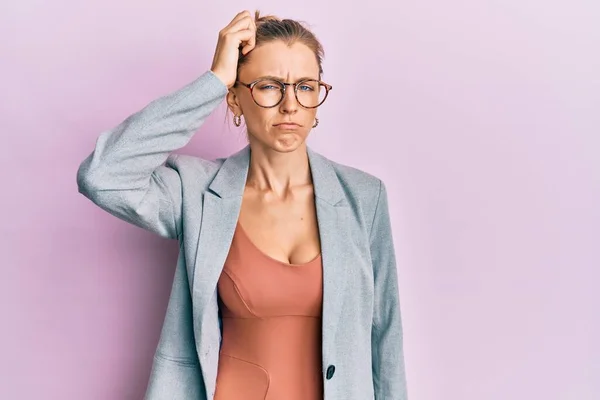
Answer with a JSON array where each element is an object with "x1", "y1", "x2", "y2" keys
[{"x1": 226, "y1": 88, "x2": 242, "y2": 116}]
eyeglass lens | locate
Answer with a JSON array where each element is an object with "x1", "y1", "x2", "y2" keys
[{"x1": 251, "y1": 79, "x2": 327, "y2": 108}]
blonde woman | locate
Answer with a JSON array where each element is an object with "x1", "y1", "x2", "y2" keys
[{"x1": 77, "y1": 10, "x2": 408, "y2": 400}]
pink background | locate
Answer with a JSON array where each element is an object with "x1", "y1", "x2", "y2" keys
[{"x1": 2, "y1": 0, "x2": 598, "y2": 399}]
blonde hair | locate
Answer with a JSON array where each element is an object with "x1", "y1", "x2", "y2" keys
[{"x1": 236, "y1": 10, "x2": 325, "y2": 77}]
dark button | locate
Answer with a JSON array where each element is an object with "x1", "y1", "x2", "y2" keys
[{"x1": 326, "y1": 365, "x2": 335, "y2": 380}]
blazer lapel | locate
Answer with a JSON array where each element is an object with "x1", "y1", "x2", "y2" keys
[
  {"x1": 190, "y1": 146, "x2": 250, "y2": 398},
  {"x1": 306, "y1": 147, "x2": 351, "y2": 360},
  {"x1": 192, "y1": 146, "x2": 249, "y2": 316}
]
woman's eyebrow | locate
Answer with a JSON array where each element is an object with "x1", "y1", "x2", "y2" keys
[{"x1": 257, "y1": 75, "x2": 319, "y2": 82}]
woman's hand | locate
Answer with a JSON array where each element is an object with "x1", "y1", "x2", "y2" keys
[{"x1": 210, "y1": 10, "x2": 256, "y2": 89}]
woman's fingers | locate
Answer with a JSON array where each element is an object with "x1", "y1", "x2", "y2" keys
[
  {"x1": 244, "y1": 18, "x2": 257, "y2": 54},
  {"x1": 222, "y1": 15, "x2": 253, "y2": 38},
  {"x1": 234, "y1": 29, "x2": 256, "y2": 55},
  {"x1": 221, "y1": 15, "x2": 256, "y2": 55},
  {"x1": 220, "y1": 11, "x2": 252, "y2": 36},
  {"x1": 210, "y1": 11, "x2": 257, "y2": 88}
]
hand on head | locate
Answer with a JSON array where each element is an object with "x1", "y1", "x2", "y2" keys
[{"x1": 210, "y1": 10, "x2": 257, "y2": 89}]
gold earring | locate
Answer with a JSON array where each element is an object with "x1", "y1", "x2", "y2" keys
[
  {"x1": 233, "y1": 115, "x2": 242, "y2": 127},
  {"x1": 312, "y1": 117, "x2": 319, "y2": 128}
]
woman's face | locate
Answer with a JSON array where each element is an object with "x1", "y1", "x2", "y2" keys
[{"x1": 227, "y1": 40, "x2": 321, "y2": 153}]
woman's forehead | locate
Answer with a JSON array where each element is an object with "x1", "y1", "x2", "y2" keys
[{"x1": 240, "y1": 41, "x2": 320, "y2": 80}]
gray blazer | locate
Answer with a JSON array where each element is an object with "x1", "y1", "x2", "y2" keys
[{"x1": 77, "y1": 70, "x2": 408, "y2": 400}]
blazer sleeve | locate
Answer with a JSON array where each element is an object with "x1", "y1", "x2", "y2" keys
[
  {"x1": 76, "y1": 70, "x2": 228, "y2": 239},
  {"x1": 370, "y1": 180, "x2": 409, "y2": 399}
]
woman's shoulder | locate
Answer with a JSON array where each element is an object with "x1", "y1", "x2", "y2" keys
[
  {"x1": 319, "y1": 152, "x2": 384, "y2": 194},
  {"x1": 314, "y1": 151, "x2": 386, "y2": 219},
  {"x1": 167, "y1": 153, "x2": 223, "y2": 172},
  {"x1": 164, "y1": 153, "x2": 224, "y2": 190}
]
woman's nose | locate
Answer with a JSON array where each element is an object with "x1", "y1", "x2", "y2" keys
[{"x1": 279, "y1": 86, "x2": 299, "y2": 113}]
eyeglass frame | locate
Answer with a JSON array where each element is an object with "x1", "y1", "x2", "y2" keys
[{"x1": 235, "y1": 77, "x2": 333, "y2": 109}]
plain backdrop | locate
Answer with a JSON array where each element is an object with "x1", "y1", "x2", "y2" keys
[{"x1": 1, "y1": 0, "x2": 598, "y2": 399}]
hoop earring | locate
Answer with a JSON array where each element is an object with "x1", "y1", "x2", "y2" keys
[
  {"x1": 233, "y1": 115, "x2": 242, "y2": 127},
  {"x1": 312, "y1": 117, "x2": 319, "y2": 128}
]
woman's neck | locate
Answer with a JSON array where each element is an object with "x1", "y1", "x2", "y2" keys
[{"x1": 246, "y1": 143, "x2": 312, "y2": 196}]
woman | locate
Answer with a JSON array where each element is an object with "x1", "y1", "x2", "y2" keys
[{"x1": 77, "y1": 10, "x2": 408, "y2": 400}]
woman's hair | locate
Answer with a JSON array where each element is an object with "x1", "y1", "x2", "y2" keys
[{"x1": 237, "y1": 10, "x2": 325, "y2": 77}]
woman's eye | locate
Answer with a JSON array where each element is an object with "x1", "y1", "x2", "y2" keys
[{"x1": 258, "y1": 84, "x2": 279, "y2": 90}]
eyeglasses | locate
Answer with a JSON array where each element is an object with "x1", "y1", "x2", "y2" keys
[{"x1": 235, "y1": 77, "x2": 333, "y2": 109}]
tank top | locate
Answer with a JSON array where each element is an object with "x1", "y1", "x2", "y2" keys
[{"x1": 213, "y1": 221, "x2": 324, "y2": 400}]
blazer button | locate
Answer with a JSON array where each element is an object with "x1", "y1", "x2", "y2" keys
[{"x1": 326, "y1": 365, "x2": 335, "y2": 380}]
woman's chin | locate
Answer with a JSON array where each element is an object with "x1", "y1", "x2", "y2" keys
[
  {"x1": 275, "y1": 134, "x2": 304, "y2": 152},
  {"x1": 271, "y1": 132, "x2": 306, "y2": 151},
  {"x1": 248, "y1": 131, "x2": 308, "y2": 153}
]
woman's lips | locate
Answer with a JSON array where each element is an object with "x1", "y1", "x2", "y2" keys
[{"x1": 274, "y1": 123, "x2": 301, "y2": 129}]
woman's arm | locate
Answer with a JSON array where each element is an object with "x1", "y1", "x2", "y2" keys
[
  {"x1": 76, "y1": 71, "x2": 228, "y2": 239},
  {"x1": 370, "y1": 180, "x2": 409, "y2": 399},
  {"x1": 77, "y1": 11, "x2": 257, "y2": 240}
]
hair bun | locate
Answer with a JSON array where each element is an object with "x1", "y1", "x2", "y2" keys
[{"x1": 254, "y1": 10, "x2": 281, "y2": 24}]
